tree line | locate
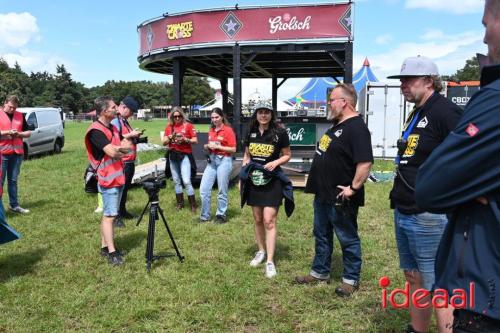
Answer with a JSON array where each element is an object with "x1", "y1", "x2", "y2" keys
[{"x1": 0, "y1": 58, "x2": 215, "y2": 113}]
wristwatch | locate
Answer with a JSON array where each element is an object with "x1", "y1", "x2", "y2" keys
[{"x1": 349, "y1": 184, "x2": 360, "y2": 192}]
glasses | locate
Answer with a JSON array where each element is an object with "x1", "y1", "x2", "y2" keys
[
  {"x1": 173, "y1": 115, "x2": 182, "y2": 119},
  {"x1": 330, "y1": 98, "x2": 345, "y2": 103}
]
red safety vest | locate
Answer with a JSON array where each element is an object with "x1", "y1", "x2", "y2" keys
[
  {"x1": 0, "y1": 154, "x2": 3, "y2": 197},
  {"x1": 84, "y1": 121, "x2": 125, "y2": 188},
  {"x1": 118, "y1": 117, "x2": 137, "y2": 162},
  {"x1": 0, "y1": 110, "x2": 24, "y2": 155}
]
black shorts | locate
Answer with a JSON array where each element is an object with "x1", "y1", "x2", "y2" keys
[{"x1": 246, "y1": 178, "x2": 283, "y2": 207}]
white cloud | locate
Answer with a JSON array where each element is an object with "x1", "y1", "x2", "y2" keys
[
  {"x1": 420, "y1": 29, "x2": 446, "y2": 41},
  {"x1": 361, "y1": 30, "x2": 486, "y2": 80},
  {"x1": 405, "y1": 0, "x2": 483, "y2": 15},
  {"x1": 0, "y1": 12, "x2": 40, "y2": 49},
  {"x1": 3, "y1": 49, "x2": 73, "y2": 75},
  {"x1": 375, "y1": 34, "x2": 393, "y2": 45}
]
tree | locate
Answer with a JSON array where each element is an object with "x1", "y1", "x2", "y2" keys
[{"x1": 442, "y1": 56, "x2": 481, "y2": 82}]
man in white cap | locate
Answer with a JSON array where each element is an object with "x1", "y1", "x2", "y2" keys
[{"x1": 387, "y1": 56, "x2": 462, "y2": 333}]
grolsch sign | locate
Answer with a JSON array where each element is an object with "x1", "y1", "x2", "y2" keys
[{"x1": 286, "y1": 123, "x2": 316, "y2": 145}]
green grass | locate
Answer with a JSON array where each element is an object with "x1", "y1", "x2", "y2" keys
[{"x1": 0, "y1": 120, "x2": 421, "y2": 332}]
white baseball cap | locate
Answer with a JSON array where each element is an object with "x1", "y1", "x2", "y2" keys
[{"x1": 387, "y1": 55, "x2": 439, "y2": 79}]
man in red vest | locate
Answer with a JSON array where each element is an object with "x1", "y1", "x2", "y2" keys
[
  {"x1": 0, "y1": 95, "x2": 32, "y2": 214},
  {"x1": 111, "y1": 96, "x2": 143, "y2": 225},
  {"x1": 85, "y1": 96, "x2": 131, "y2": 266}
]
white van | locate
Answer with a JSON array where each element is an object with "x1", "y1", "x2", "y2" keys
[{"x1": 17, "y1": 107, "x2": 65, "y2": 158}]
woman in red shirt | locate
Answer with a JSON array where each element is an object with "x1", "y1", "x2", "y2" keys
[
  {"x1": 162, "y1": 107, "x2": 198, "y2": 212},
  {"x1": 199, "y1": 108, "x2": 236, "y2": 223}
]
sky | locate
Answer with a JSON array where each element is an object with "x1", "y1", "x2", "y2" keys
[{"x1": 0, "y1": 0, "x2": 487, "y2": 103}]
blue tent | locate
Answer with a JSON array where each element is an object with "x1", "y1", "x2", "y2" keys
[{"x1": 288, "y1": 58, "x2": 379, "y2": 108}]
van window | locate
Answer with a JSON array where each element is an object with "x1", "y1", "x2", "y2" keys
[
  {"x1": 37, "y1": 110, "x2": 61, "y2": 127},
  {"x1": 27, "y1": 112, "x2": 38, "y2": 129}
]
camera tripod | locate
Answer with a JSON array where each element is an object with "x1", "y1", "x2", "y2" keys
[{"x1": 136, "y1": 190, "x2": 184, "y2": 272}]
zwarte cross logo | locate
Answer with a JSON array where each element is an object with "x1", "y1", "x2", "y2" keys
[
  {"x1": 146, "y1": 24, "x2": 154, "y2": 50},
  {"x1": 220, "y1": 12, "x2": 242, "y2": 39}
]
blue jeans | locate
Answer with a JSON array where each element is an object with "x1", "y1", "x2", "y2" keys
[
  {"x1": 98, "y1": 185, "x2": 123, "y2": 217},
  {"x1": 394, "y1": 208, "x2": 448, "y2": 290},
  {"x1": 311, "y1": 196, "x2": 362, "y2": 283},
  {"x1": 199, "y1": 155, "x2": 232, "y2": 220},
  {"x1": 170, "y1": 156, "x2": 194, "y2": 196},
  {"x1": 1, "y1": 154, "x2": 23, "y2": 208}
]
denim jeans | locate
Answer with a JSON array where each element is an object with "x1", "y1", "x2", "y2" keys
[
  {"x1": 1, "y1": 154, "x2": 23, "y2": 208},
  {"x1": 199, "y1": 155, "x2": 232, "y2": 220},
  {"x1": 394, "y1": 208, "x2": 448, "y2": 290},
  {"x1": 98, "y1": 185, "x2": 123, "y2": 217},
  {"x1": 119, "y1": 162, "x2": 135, "y2": 215},
  {"x1": 170, "y1": 155, "x2": 194, "y2": 196},
  {"x1": 311, "y1": 196, "x2": 361, "y2": 283}
]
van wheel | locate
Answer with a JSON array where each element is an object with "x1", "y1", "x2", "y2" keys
[{"x1": 54, "y1": 140, "x2": 62, "y2": 154}]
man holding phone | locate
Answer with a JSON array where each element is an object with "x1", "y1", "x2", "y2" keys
[{"x1": 111, "y1": 96, "x2": 143, "y2": 224}]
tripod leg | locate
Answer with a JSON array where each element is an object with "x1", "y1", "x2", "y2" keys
[
  {"x1": 136, "y1": 200, "x2": 151, "y2": 226},
  {"x1": 145, "y1": 206, "x2": 157, "y2": 272},
  {"x1": 157, "y1": 206, "x2": 185, "y2": 262}
]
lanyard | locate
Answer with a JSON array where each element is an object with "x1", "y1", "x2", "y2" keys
[{"x1": 395, "y1": 107, "x2": 421, "y2": 164}]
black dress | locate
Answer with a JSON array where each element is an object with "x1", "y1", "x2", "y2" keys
[{"x1": 244, "y1": 127, "x2": 289, "y2": 207}]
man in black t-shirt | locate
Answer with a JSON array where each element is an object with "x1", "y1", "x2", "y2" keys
[
  {"x1": 295, "y1": 84, "x2": 373, "y2": 297},
  {"x1": 387, "y1": 56, "x2": 462, "y2": 333}
]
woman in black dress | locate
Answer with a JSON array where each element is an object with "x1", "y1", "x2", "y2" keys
[{"x1": 242, "y1": 104, "x2": 291, "y2": 278}]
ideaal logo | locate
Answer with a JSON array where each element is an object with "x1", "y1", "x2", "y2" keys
[
  {"x1": 379, "y1": 276, "x2": 475, "y2": 309},
  {"x1": 167, "y1": 21, "x2": 194, "y2": 40}
]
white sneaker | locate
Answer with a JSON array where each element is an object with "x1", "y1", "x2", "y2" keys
[
  {"x1": 265, "y1": 262, "x2": 277, "y2": 278},
  {"x1": 249, "y1": 250, "x2": 266, "y2": 267},
  {"x1": 9, "y1": 205, "x2": 29, "y2": 214},
  {"x1": 94, "y1": 207, "x2": 103, "y2": 213}
]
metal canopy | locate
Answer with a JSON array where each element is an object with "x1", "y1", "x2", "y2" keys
[{"x1": 139, "y1": 43, "x2": 349, "y2": 79}]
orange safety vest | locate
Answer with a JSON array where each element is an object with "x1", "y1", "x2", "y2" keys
[
  {"x1": 118, "y1": 117, "x2": 137, "y2": 162},
  {"x1": 0, "y1": 110, "x2": 24, "y2": 155},
  {"x1": 84, "y1": 121, "x2": 125, "y2": 188}
]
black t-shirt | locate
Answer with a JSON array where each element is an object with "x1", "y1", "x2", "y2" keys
[
  {"x1": 305, "y1": 115, "x2": 373, "y2": 206},
  {"x1": 7, "y1": 112, "x2": 29, "y2": 131},
  {"x1": 390, "y1": 92, "x2": 462, "y2": 214},
  {"x1": 244, "y1": 126, "x2": 290, "y2": 164},
  {"x1": 87, "y1": 121, "x2": 121, "y2": 161}
]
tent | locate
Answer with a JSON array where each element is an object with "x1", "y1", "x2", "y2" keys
[{"x1": 288, "y1": 58, "x2": 379, "y2": 108}]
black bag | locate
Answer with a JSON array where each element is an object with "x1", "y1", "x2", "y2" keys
[
  {"x1": 168, "y1": 149, "x2": 185, "y2": 161},
  {"x1": 84, "y1": 164, "x2": 98, "y2": 193}
]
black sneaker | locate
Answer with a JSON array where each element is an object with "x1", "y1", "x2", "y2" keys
[
  {"x1": 101, "y1": 247, "x2": 127, "y2": 258},
  {"x1": 215, "y1": 215, "x2": 227, "y2": 224},
  {"x1": 113, "y1": 217, "x2": 126, "y2": 228},
  {"x1": 108, "y1": 251, "x2": 125, "y2": 266}
]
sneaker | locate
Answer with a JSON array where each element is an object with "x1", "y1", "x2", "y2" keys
[
  {"x1": 295, "y1": 274, "x2": 330, "y2": 284},
  {"x1": 334, "y1": 281, "x2": 359, "y2": 297},
  {"x1": 113, "y1": 217, "x2": 126, "y2": 228},
  {"x1": 265, "y1": 262, "x2": 277, "y2": 278},
  {"x1": 94, "y1": 207, "x2": 103, "y2": 214},
  {"x1": 108, "y1": 251, "x2": 125, "y2": 266},
  {"x1": 249, "y1": 250, "x2": 266, "y2": 267},
  {"x1": 9, "y1": 205, "x2": 29, "y2": 214},
  {"x1": 199, "y1": 217, "x2": 210, "y2": 223},
  {"x1": 100, "y1": 247, "x2": 127, "y2": 257},
  {"x1": 215, "y1": 215, "x2": 227, "y2": 224}
]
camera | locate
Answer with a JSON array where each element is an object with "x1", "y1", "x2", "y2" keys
[
  {"x1": 397, "y1": 138, "x2": 408, "y2": 156},
  {"x1": 142, "y1": 179, "x2": 166, "y2": 196},
  {"x1": 136, "y1": 136, "x2": 148, "y2": 144}
]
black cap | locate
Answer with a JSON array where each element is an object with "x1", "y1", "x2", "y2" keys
[{"x1": 122, "y1": 96, "x2": 139, "y2": 113}]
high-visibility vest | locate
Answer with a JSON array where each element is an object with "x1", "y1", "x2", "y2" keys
[
  {"x1": 84, "y1": 121, "x2": 125, "y2": 188},
  {"x1": 0, "y1": 110, "x2": 24, "y2": 155},
  {"x1": 118, "y1": 117, "x2": 136, "y2": 162}
]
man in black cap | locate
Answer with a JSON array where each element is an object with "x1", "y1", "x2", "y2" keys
[{"x1": 111, "y1": 96, "x2": 143, "y2": 225}]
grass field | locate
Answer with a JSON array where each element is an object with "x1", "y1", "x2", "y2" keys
[{"x1": 0, "y1": 120, "x2": 424, "y2": 332}]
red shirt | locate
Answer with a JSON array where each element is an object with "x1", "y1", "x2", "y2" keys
[
  {"x1": 164, "y1": 122, "x2": 197, "y2": 154},
  {"x1": 207, "y1": 124, "x2": 236, "y2": 157}
]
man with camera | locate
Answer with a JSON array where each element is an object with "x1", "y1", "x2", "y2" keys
[
  {"x1": 85, "y1": 96, "x2": 132, "y2": 266},
  {"x1": 387, "y1": 56, "x2": 462, "y2": 333},
  {"x1": 415, "y1": 1, "x2": 500, "y2": 331},
  {"x1": 0, "y1": 95, "x2": 32, "y2": 214},
  {"x1": 111, "y1": 96, "x2": 144, "y2": 225},
  {"x1": 295, "y1": 84, "x2": 373, "y2": 297}
]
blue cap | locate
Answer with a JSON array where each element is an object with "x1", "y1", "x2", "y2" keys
[{"x1": 122, "y1": 96, "x2": 139, "y2": 113}]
